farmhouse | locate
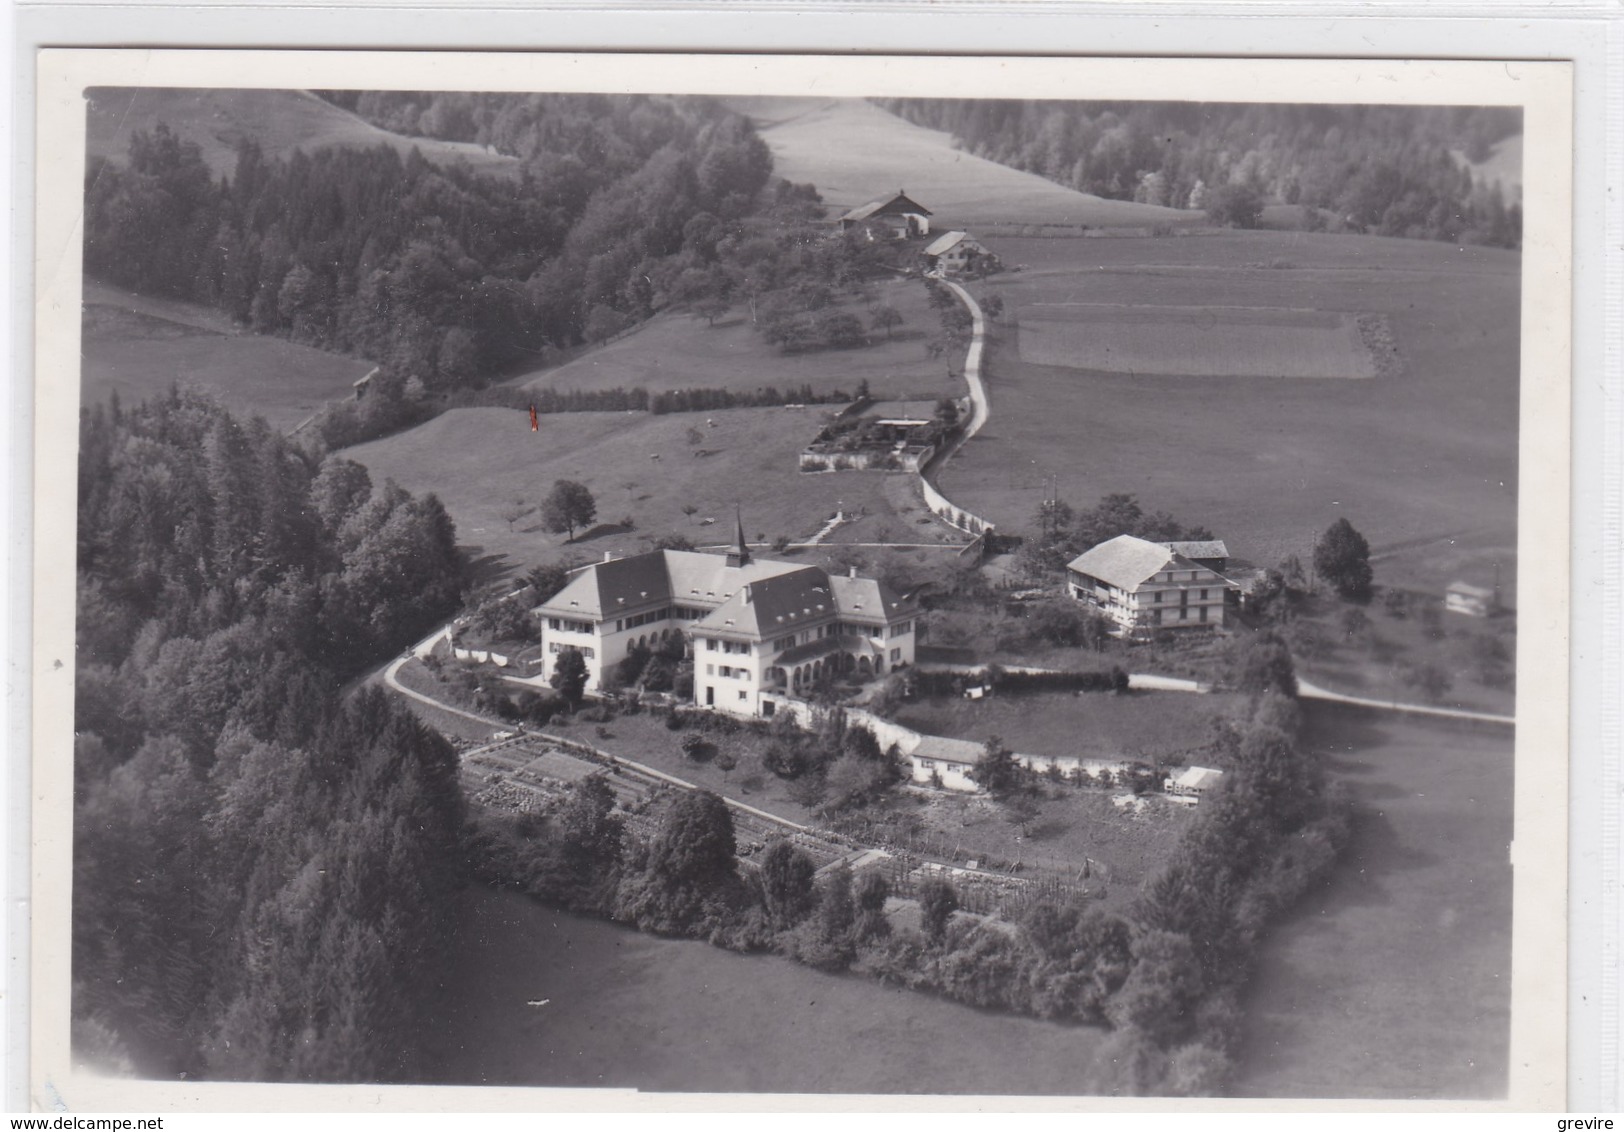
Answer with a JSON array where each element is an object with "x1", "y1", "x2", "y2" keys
[
  {"x1": 535, "y1": 527, "x2": 919, "y2": 718},
  {"x1": 799, "y1": 399, "x2": 953, "y2": 473},
  {"x1": 923, "y1": 230, "x2": 991, "y2": 276},
  {"x1": 839, "y1": 191, "x2": 933, "y2": 240},
  {"x1": 1067, "y1": 534, "x2": 1239, "y2": 636}
]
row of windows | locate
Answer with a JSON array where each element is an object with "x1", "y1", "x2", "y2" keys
[
  {"x1": 1150, "y1": 606, "x2": 1211, "y2": 624},
  {"x1": 702, "y1": 637, "x2": 752, "y2": 655},
  {"x1": 547, "y1": 617, "x2": 594, "y2": 634},
  {"x1": 548, "y1": 643, "x2": 597, "y2": 658},
  {"x1": 615, "y1": 608, "x2": 670, "y2": 633},
  {"x1": 707, "y1": 664, "x2": 752, "y2": 681},
  {"x1": 1150, "y1": 588, "x2": 1217, "y2": 604}
]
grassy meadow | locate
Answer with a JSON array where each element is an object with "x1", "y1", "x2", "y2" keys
[
  {"x1": 1233, "y1": 703, "x2": 1513, "y2": 1098},
  {"x1": 81, "y1": 279, "x2": 374, "y2": 430},
  {"x1": 730, "y1": 97, "x2": 1193, "y2": 230},
  {"x1": 515, "y1": 275, "x2": 957, "y2": 403},
  {"x1": 341, "y1": 404, "x2": 959, "y2": 579},
  {"x1": 86, "y1": 87, "x2": 520, "y2": 179},
  {"x1": 943, "y1": 230, "x2": 1519, "y2": 592},
  {"x1": 893, "y1": 688, "x2": 1243, "y2": 765},
  {"x1": 1017, "y1": 303, "x2": 1375, "y2": 379},
  {"x1": 427, "y1": 886, "x2": 1113, "y2": 1094}
]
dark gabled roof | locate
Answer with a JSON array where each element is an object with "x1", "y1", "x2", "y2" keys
[
  {"x1": 829, "y1": 573, "x2": 918, "y2": 626},
  {"x1": 535, "y1": 550, "x2": 673, "y2": 619},
  {"x1": 1159, "y1": 540, "x2": 1229, "y2": 561},
  {"x1": 840, "y1": 191, "x2": 933, "y2": 222},
  {"x1": 696, "y1": 566, "x2": 836, "y2": 638}
]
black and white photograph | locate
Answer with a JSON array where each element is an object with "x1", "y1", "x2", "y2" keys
[{"x1": 30, "y1": 50, "x2": 1572, "y2": 1110}]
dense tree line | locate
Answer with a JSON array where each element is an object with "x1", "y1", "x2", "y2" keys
[
  {"x1": 74, "y1": 390, "x2": 469, "y2": 1080},
  {"x1": 879, "y1": 99, "x2": 1522, "y2": 247},
  {"x1": 1095, "y1": 680, "x2": 1349, "y2": 1094},
  {"x1": 84, "y1": 94, "x2": 775, "y2": 392}
]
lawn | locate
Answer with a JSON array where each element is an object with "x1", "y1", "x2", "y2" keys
[
  {"x1": 81, "y1": 279, "x2": 375, "y2": 430},
  {"x1": 514, "y1": 275, "x2": 958, "y2": 404},
  {"x1": 1016, "y1": 303, "x2": 1376, "y2": 379},
  {"x1": 341, "y1": 404, "x2": 955, "y2": 580},
  {"x1": 940, "y1": 230, "x2": 1520, "y2": 592},
  {"x1": 894, "y1": 688, "x2": 1243, "y2": 765},
  {"x1": 728, "y1": 97, "x2": 1193, "y2": 230},
  {"x1": 86, "y1": 87, "x2": 519, "y2": 179},
  {"x1": 551, "y1": 709, "x2": 824, "y2": 828},
  {"x1": 1232, "y1": 702, "x2": 1512, "y2": 1098}
]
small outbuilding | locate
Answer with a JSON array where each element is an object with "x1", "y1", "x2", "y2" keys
[
  {"x1": 1165, "y1": 766, "x2": 1223, "y2": 801},
  {"x1": 1445, "y1": 580, "x2": 1499, "y2": 618}
]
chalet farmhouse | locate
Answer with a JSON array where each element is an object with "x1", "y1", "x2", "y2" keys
[
  {"x1": 923, "y1": 230, "x2": 990, "y2": 275},
  {"x1": 1067, "y1": 534, "x2": 1239, "y2": 635},
  {"x1": 535, "y1": 534, "x2": 919, "y2": 718},
  {"x1": 839, "y1": 191, "x2": 933, "y2": 240}
]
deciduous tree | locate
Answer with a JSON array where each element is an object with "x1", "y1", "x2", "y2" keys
[
  {"x1": 1314, "y1": 517, "x2": 1374, "y2": 601},
  {"x1": 542, "y1": 479, "x2": 597, "y2": 542}
]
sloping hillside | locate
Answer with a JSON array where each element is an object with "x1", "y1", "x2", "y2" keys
[
  {"x1": 729, "y1": 97, "x2": 1191, "y2": 229},
  {"x1": 86, "y1": 87, "x2": 520, "y2": 178}
]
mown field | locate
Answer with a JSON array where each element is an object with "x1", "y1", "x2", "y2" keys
[
  {"x1": 943, "y1": 230, "x2": 1519, "y2": 593},
  {"x1": 86, "y1": 87, "x2": 519, "y2": 178},
  {"x1": 730, "y1": 97, "x2": 1192, "y2": 230},
  {"x1": 427, "y1": 886, "x2": 1113, "y2": 1094},
  {"x1": 1233, "y1": 702, "x2": 1512, "y2": 1098},
  {"x1": 893, "y1": 688, "x2": 1243, "y2": 765},
  {"x1": 341, "y1": 404, "x2": 956, "y2": 579},
  {"x1": 1017, "y1": 303, "x2": 1375, "y2": 379},
  {"x1": 515, "y1": 275, "x2": 956, "y2": 403},
  {"x1": 81, "y1": 279, "x2": 374, "y2": 430}
]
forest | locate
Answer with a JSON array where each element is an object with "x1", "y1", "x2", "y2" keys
[
  {"x1": 879, "y1": 99, "x2": 1522, "y2": 247},
  {"x1": 83, "y1": 92, "x2": 776, "y2": 396},
  {"x1": 73, "y1": 389, "x2": 469, "y2": 1080}
]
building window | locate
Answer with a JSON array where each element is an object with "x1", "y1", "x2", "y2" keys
[
  {"x1": 1200, "y1": 589, "x2": 1208, "y2": 600},
  {"x1": 705, "y1": 638, "x2": 717, "y2": 651},
  {"x1": 890, "y1": 620, "x2": 912, "y2": 638},
  {"x1": 1155, "y1": 591, "x2": 1164, "y2": 604},
  {"x1": 738, "y1": 690, "x2": 749, "y2": 701},
  {"x1": 1200, "y1": 605, "x2": 1208, "y2": 623},
  {"x1": 890, "y1": 648, "x2": 902, "y2": 663},
  {"x1": 706, "y1": 664, "x2": 715, "y2": 676}
]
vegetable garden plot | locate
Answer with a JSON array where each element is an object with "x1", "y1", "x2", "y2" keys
[{"x1": 1016, "y1": 303, "x2": 1378, "y2": 379}]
